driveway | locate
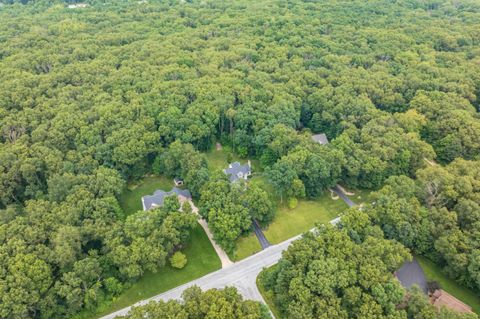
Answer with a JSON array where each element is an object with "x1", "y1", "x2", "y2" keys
[
  {"x1": 331, "y1": 184, "x2": 356, "y2": 207},
  {"x1": 252, "y1": 218, "x2": 270, "y2": 249},
  {"x1": 101, "y1": 195, "x2": 353, "y2": 319},
  {"x1": 100, "y1": 233, "x2": 301, "y2": 319}
]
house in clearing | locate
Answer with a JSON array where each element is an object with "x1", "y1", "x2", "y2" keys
[
  {"x1": 224, "y1": 161, "x2": 251, "y2": 183},
  {"x1": 311, "y1": 133, "x2": 329, "y2": 145},
  {"x1": 396, "y1": 259, "x2": 473, "y2": 314},
  {"x1": 141, "y1": 187, "x2": 191, "y2": 211}
]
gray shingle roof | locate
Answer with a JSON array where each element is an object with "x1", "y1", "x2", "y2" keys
[
  {"x1": 142, "y1": 187, "x2": 191, "y2": 211},
  {"x1": 396, "y1": 258, "x2": 428, "y2": 294},
  {"x1": 223, "y1": 161, "x2": 251, "y2": 182},
  {"x1": 312, "y1": 133, "x2": 329, "y2": 145}
]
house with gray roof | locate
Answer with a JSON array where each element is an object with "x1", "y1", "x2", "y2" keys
[
  {"x1": 395, "y1": 258, "x2": 428, "y2": 294},
  {"x1": 312, "y1": 133, "x2": 329, "y2": 145},
  {"x1": 224, "y1": 161, "x2": 251, "y2": 183},
  {"x1": 142, "y1": 187, "x2": 192, "y2": 211}
]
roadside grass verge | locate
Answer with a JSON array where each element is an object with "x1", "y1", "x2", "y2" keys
[
  {"x1": 80, "y1": 175, "x2": 221, "y2": 319},
  {"x1": 93, "y1": 225, "x2": 221, "y2": 318},
  {"x1": 263, "y1": 192, "x2": 348, "y2": 244},
  {"x1": 231, "y1": 232, "x2": 262, "y2": 261},
  {"x1": 257, "y1": 265, "x2": 283, "y2": 319}
]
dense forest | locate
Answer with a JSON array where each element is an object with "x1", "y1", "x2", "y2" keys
[
  {"x1": 118, "y1": 286, "x2": 271, "y2": 319},
  {"x1": 0, "y1": 0, "x2": 479, "y2": 318},
  {"x1": 262, "y1": 210, "x2": 477, "y2": 319}
]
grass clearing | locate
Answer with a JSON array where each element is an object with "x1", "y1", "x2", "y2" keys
[
  {"x1": 349, "y1": 188, "x2": 376, "y2": 205},
  {"x1": 264, "y1": 192, "x2": 348, "y2": 244},
  {"x1": 119, "y1": 175, "x2": 174, "y2": 217},
  {"x1": 204, "y1": 145, "x2": 261, "y2": 174},
  {"x1": 231, "y1": 232, "x2": 262, "y2": 261},
  {"x1": 417, "y1": 256, "x2": 480, "y2": 314},
  {"x1": 94, "y1": 225, "x2": 221, "y2": 318},
  {"x1": 82, "y1": 176, "x2": 221, "y2": 318}
]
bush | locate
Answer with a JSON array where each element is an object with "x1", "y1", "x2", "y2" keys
[
  {"x1": 237, "y1": 146, "x2": 248, "y2": 158},
  {"x1": 170, "y1": 252, "x2": 187, "y2": 269},
  {"x1": 288, "y1": 197, "x2": 298, "y2": 209}
]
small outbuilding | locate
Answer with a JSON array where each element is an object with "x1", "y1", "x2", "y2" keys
[
  {"x1": 174, "y1": 177, "x2": 184, "y2": 186},
  {"x1": 142, "y1": 187, "x2": 191, "y2": 211},
  {"x1": 311, "y1": 133, "x2": 329, "y2": 145},
  {"x1": 224, "y1": 161, "x2": 251, "y2": 183}
]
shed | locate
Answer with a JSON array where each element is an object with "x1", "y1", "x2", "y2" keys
[{"x1": 311, "y1": 133, "x2": 329, "y2": 145}]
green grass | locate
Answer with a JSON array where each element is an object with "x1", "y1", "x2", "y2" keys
[
  {"x1": 94, "y1": 225, "x2": 221, "y2": 318},
  {"x1": 204, "y1": 145, "x2": 265, "y2": 261},
  {"x1": 348, "y1": 188, "x2": 376, "y2": 205},
  {"x1": 264, "y1": 192, "x2": 348, "y2": 244},
  {"x1": 231, "y1": 232, "x2": 262, "y2": 261},
  {"x1": 417, "y1": 256, "x2": 480, "y2": 314},
  {"x1": 257, "y1": 265, "x2": 283, "y2": 319},
  {"x1": 119, "y1": 175, "x2": 174, "y2": 216},
  {"x1": 204, "y1": 144, "x2": 261, "y2": 174}
]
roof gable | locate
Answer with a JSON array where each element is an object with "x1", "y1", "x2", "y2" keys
[
  {"x1": 223, "y1": 161, "x2": 251, "y2": 182},
  {"x1": 142, "y1": 187, "x2": 191, "y2": 210},
  {"x1": 312, "y1": 133, "x2": 329, "y2": 145}
]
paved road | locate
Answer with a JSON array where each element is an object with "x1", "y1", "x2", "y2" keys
[
  {"x1": 101, "y1": 190, "x2": 356, "y2": 319},
  {"x1": 101, "y1": 233, "x2": 302, "y2": 319},
  {"x1": 252, "y1": 218, "x2": 270, "y2": 249},
  {"x1": 331, "y1": 184, "x2": 356, "y2": 207}
]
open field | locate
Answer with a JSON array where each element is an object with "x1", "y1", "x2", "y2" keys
[
  {"x1": 417, "y1": 256, "x2": 480, "y2": 314},
  {"x1": 93, "y1": 225, "x2": 221, "y2": 318},
  {"x1": 264, "y1": 192, "x2": 348, "y2": 244},
  {"x1": 119, "y1": 175, "x2": 174, "y2": 216}
]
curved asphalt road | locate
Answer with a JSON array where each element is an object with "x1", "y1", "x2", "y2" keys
[
  {"x1": 101, "y1": 187, "x2": 356, "y2": 319},
  {"x1": 101, "y1": 233, "x2": 301, "y2": 319}
]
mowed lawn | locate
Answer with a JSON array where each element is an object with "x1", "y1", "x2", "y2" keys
[
  {"x1": 417, "y1": 256, "x2": 480, "y2": 314},
  {"x1": 204, "y1": 145, "x2": 261, "y2": 173},
  {"x1": 348, "y1": 188, "x2": 377, "y2": 206},
  {"x1": 95, "y1": 225, "x2": 221, "y2": 317},
  {"x1": 264, "y1": 192, "x2": 348, "y2": 244},
  {"x1": 86, "y1": 176, "x2": 221, "y2": 318},
  {"x1": 234, "y1": 177, "x2": 356, "y2": 259},
  {"x1": 231, "y1": 232, "x2": 262, "y2": 261},
  {"x1": 119, "y1": 175, "x2": 174, "y2": 216}
]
